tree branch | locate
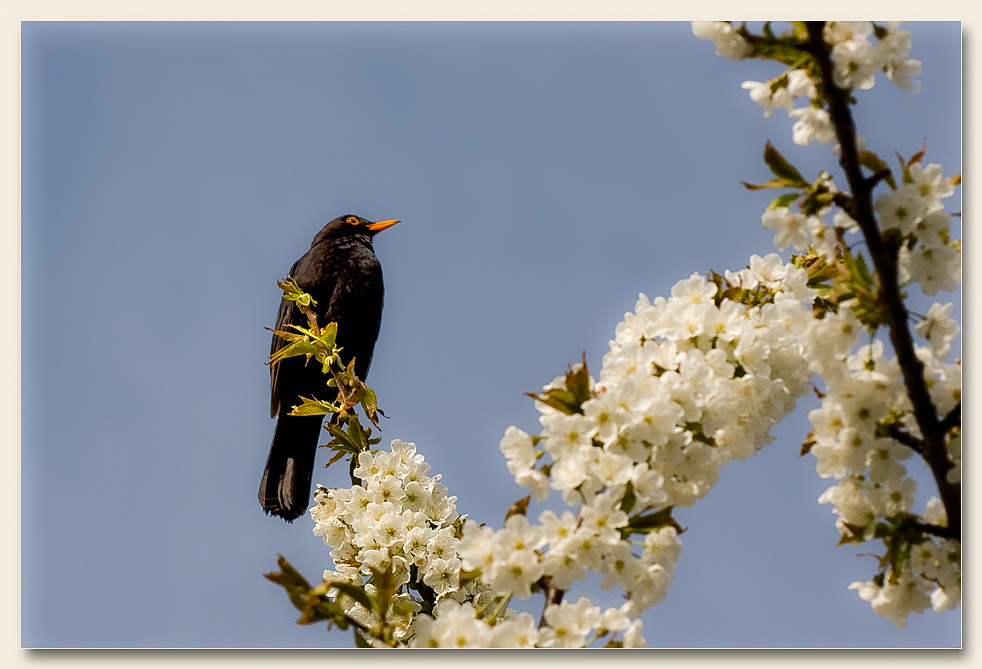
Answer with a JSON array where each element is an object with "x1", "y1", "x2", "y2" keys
[
  {"x1": 864, "y1": 168, "x2": 893, "y2": 191},
  {"x1": 912, "y1": 519, "x2": 959, "y2": 541},
  {"x1": 887, "y1": 425, "x2": 925, "y2": 455},
  {"x1": 537, "y1": 576, "x2": 565, "y2": 628},
  {"x1": 805, "y1": 22, "x2": 961, "y2": 541},
  {"x1": 939, "y1": 402, "x2": 961, "y2": 434}
]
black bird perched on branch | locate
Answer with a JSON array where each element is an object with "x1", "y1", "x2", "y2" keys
[{"x1": 259, "y1": 214, "x2": 399, "y2": 521}]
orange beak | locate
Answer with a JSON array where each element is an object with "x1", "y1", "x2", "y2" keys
[{"x1": 367, "y1": 219, "x2": 400, "y2": 232}]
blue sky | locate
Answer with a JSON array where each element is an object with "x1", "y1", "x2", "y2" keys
[{"x1": 20, "y1": 21, "x2": 961, "y2": 648}]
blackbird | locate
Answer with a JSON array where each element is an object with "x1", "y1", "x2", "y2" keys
[{"x1": 259, "y1": 214, "x2": 399, "y2": 521}]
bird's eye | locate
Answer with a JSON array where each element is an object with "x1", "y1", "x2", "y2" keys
[{"x1": 346, "y1": 216, "x2": 359, "y2": 225}]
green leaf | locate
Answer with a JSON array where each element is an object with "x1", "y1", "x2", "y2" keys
[
  {"x1": 343, "y1": 386, "x2": 365, "y2": 412},
  {"x1": 346, "y1": 415, "x2": 366, "y2": 452},
  {"x1": 319, "y1": 321, "x2": 338, "y2": 350},
  {"x1": 853, "y1": 253, "x2": 875, "y2": 286},
  {"x1": 458, "y1": 568, "x2": 482, "y2": 587},
  {"x1": 524, "y1": 388, "x2": 582, "y2": 415},
  {"x1": 266, "y1": 327, "x2": 311, "y2": 344},
  {"x1": 896, "y1": 141, "x2": 929, "y2": 184},
  {"x1": 324, "y1": 449, "x2": 347, "y2": 468},
  {"x1": 263, "y1": 555, "x2": 315, "y2": 615},
  {"x1": 264, "y1": 555, "x2": 355, "y2": 629},
  {"x1": 288, "y1": 396, "x2": 338, "y2": 417},
  {"x1": 800, "y1": 429, "x2": 816, "y2": 457},
  {"x1": 370, "y1": 565, "x2": 399, "y2": 622},
  {"x1": 763, "y1": 140, "x2": 808, "y2": 187},
  {"x1": 836, "y1": 522, "x2": 869, "y2": 545},
  {"x1": 324, "y1": 414, "x2": 375, "y2": 458},
  {"x1": 620, "y1": 481, "x2": 637, "y2": 514},
  {"x1": 567, "y1": 352, "x2": 593, "y2": 405},
  {"x1": 748, "y1": 39, "x2": 813, "y2": 68},
  {"x1": 360, "y1": 387, "x2": 380, "y2": 427},
  {"x1": 768, "y1": 192, "x2": 800, "y2": 210},
  {"x1": 268, "y1": 340, "x2": 321, "y2": 365},
  {"x1": 322, "y1": 422, "x2": 362, "y2": 454},
  {"x1": 799, "y1": 190, "x2": 836, "y2": 217},
  {"x1": 299, "y1": 583, "x2": 350, "y2": 627},
  {"x1": 622, "y1": 507, "x2": 684, "y2": 537},
  {"x1": 741, "y1": 177, "x2": 801, "y2": 191},
  {"x1": 524, "y1": 352, "x2": 593, "y2": 415},
  {"x1": 329, "y1": 581, "x2": 375, "y2": 613},
  {"x1": 280, "y1": 323, "x2": 320, "y2": 338},
  {"x1": 277, "y1": 277, "x2": 318, "y2": 308},
  {"x1": 504, "y1": 494, "x2": 531, "y2": 523},
  {"x1": 857, "y1": 150, "x2": 897, "y2": 190},
  {"x1": 907, "y1": 141, "x2": 927, "y2": 168}
]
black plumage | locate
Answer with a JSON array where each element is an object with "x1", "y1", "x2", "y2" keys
[{"x1": 259, "y1": 214, "x2": 399, "y2": 521}]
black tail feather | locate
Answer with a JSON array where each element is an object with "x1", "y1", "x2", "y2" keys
[{"x1": 259, "y1": 414, "x2": 324, "y2": 522}]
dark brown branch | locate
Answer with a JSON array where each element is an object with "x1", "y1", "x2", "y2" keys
[
  {"x1": 804, "y1": 22, "x2": 961, "y2": 541},
  {"x1": 864, "y1": 168, "x2": 893, "y2": 191},
  {"x1": 887, "y1": 425, "x2": 925, "y2": 455},
  {"x1": 939, "y1": 403, "x2": 961, "y2": 434},
  {"x1": 537, "y1": 576, "x2": 566, "y2": 628},
  {"x1": 412, "y1": 580, "x2": 437, "y2": 607},
  {"x1": 912, "y1": 519, "x2": 959, "y2": 541}
]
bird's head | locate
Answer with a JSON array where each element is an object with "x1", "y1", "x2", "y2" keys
[{"x1": 313, "y1": 214, "x2": 400, "y2": 246}]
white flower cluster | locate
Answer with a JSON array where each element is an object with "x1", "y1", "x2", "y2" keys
[
  {"x1": 481, "y1": 256, "x2": 816, "y2": 625},
  {"x1": 760, "y1": 158, "x2": 960, "y2": 302},
  {"x1": 849, "y1": 514, "x2": 961, "y2": 628},
  {"x1": 761, "y1": 195, "x2": 854, "y2": 256},
  {"x1": 802, "y1": 324, "x2": 961, "y2": 626},
  {"x1": 411, "y1": 598, "x2": 645, "y2": 648},
  {"x1": 878, "y1": 162, "x2": 961, "y2": 297},
  {"x1": 752, "y1": 121, "x2": 961, "y2": 630},
  {"x1": 704, "y1": 21, "x2": 921, "y2": 150},
  {"x1": 761, "y1": 157, "x2": 960, "y2": 625},
  {"x1": 826, "y1": 21, "x2": 922, "y2": 93},
  {"x1": 310, "y1": 440, "x2": 475, "y2": 642},
  {"x1": 778, "y1": 162, "x2": 961, "y2": 628},
  {"x1": 510, "y1": 257, "x2": 815, "y2": 503},
  {"x1": 807, "y1": 337, "x2": 920, "y2": 521}
]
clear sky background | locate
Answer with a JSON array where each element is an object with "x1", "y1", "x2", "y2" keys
[{"x1": 20, "y1": 20, "x2": 961, "y2": 648}]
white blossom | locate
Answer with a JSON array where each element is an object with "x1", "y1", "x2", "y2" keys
[
  {"x1": 876, "y1": 26, "x2": 922, "y2": 93},
  {"x1": 909, "y1": 243, "x2": 960, "y2": 295},
  {"x1": 909, "y1": 162, "x2": 955, "y2": 200},
  {"x1": 762, "y1": 207, "x2": 809, "y2": 251},
  {"x1": 787, "y1": 69, "x2": 816, "y2": 99},
  {"x1": 874, "y1": 184, "x2": 930, "y2": 236},
  {"x1": 831, "y1": 38, "x2": 878, "y2": 90},
  {"x1": 691, "y1": 21, "x2": 751, "y2": 61},
  {"x1": 849, "y1": 575, "x2": 932, "y2": 629},
  {"x1": 789, "y1": 107, "x2": 837, "y2": 146},
  {"x1": 742, "y1": 79, "x2": 794, "y2": 117},
  {"x1": 915, "y1": 302, "x2": 959, "y2": 358}
]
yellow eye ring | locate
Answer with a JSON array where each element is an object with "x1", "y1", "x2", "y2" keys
[{"x1": 346, "y1": 216, "x2": 359, "y2": 225}]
